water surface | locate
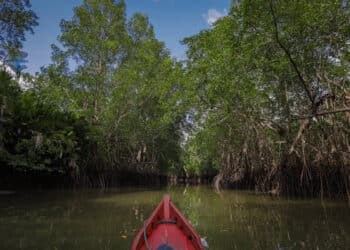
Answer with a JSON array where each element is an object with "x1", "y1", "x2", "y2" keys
[{"x1": 0, "y1": 186, "x2": 349, "y2": 249}]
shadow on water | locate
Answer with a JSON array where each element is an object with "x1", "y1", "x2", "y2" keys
[{"x1": 0, "y1": 186, "x2": 349, "y2": 249}]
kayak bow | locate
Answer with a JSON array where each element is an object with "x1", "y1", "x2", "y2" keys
[{"x1": 131, "y1": 194, "x2": 204, "y2": 250}]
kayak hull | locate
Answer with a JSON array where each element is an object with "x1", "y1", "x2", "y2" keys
[{"x1": 131, "y1": 195, "x2": 204, "y2": 250}]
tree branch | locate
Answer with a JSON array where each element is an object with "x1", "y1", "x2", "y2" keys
[
  {"x1": 296, "y1": 108, "x2": 350, "y2": 119},
  {"x1": 268, "y1": 0, "x2": 314, "y2": 104},
  {"x1": 288, "y1": 119, "x2": 310, "y2": 154}
]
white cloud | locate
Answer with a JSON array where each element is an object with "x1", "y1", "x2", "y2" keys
[
  {"x1": 204, "y1": 8, "x2": 227, "y2": 25},
  {"x1": 0, "y1": 62, "x2": 32, "y2": 90}
]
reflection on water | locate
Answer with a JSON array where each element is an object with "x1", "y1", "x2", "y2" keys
[{"x1": 0, "y1": 186, "x2": 349, "y2": 250}]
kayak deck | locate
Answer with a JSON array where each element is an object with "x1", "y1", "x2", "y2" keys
[
  {"x1": 144, "y1": 223, "x2": 197, "y2": 250},
  {"x1": 131, "y1": 195, "x2": 204, "y2": 250}
]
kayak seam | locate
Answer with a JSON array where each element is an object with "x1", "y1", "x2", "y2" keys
[{"x1": 144, "y1": 220, "x2": 152, "y2": 250}]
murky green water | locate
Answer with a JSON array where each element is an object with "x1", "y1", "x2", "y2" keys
[{"x1": 0, "y1": 186, "x2": 349, "y2": 250}]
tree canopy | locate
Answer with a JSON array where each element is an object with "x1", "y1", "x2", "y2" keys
[
  {"x1": 0, "y1": 0, "x2": 38, "y2": 67},
  {"x1": 182, "y1": 0, "x2": 350, "y2": 196},
  {"x1": 1, "y1": 0, "x2": 350, "y2": 197}
]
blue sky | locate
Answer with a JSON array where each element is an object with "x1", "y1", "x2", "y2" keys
[{"x1": 23, "y1": 0, "x2": 231, "y2": 74}]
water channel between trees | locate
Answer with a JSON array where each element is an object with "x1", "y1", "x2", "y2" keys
[{"x1": 0, "y1": 185, "x2": 349, "y2": 250}]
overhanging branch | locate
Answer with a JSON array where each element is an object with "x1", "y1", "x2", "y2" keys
[
  {"x1": 296, "y1": 108, "x2": 350, "y2": 119},
  {"x1": 268, "y1": 0, "x2": 314, "y2": 104}
]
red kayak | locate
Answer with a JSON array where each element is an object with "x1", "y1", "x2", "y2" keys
[{"x1": 131, "y1": 194, "x2": 205, "y2": 250}]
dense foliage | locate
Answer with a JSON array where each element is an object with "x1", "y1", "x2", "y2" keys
[
  {"x1": 0, "y1": 70, "x2": 89, "y2": 175},
  {"x1": 0, "y1": 0, "x2": 38, "y2": 67},
  {"x1": 1, "y1": 0, "x2": 184, "y2": 187},
  {"x1": 182, "y1": 0, "x2": 350, "y2": 197},
  {"x1": 1, "y1": 0, "x2": 350, "y2": 197}
]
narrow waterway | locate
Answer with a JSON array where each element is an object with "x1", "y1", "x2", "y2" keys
[{"x1": 0, "y1": 186, "x2": 349, "y2": 250}]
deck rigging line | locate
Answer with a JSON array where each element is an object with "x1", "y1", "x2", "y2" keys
[{"x1": 143, "y1": 219, "x2": 177, "y2": 250}]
